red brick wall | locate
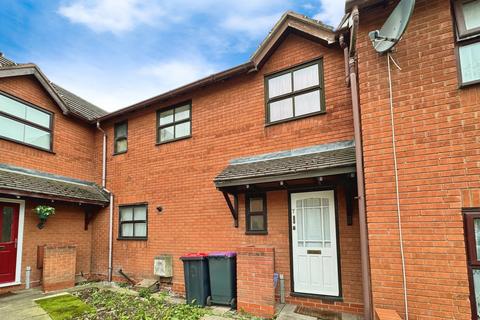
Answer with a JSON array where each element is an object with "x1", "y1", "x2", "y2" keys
[
  {"x1": 357, "y1": 0, "x2": 478, "y2": 318},
  {"x1": 0, "y1": 75, "x2": 98, "y2": 182},
  {"x1": 91, "y1": 33, "x2": 361, "y2": 313},
  {"x1": 42, "y1": 244, "x2": 76, "y2": 292},
  {"x1": 237, "y1": 245, "x2": 276, "y2": 318}
]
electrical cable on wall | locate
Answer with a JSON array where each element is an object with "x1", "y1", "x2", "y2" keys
[{"x1": 387, "y1": 52, "x2": 409, "y2": 320}]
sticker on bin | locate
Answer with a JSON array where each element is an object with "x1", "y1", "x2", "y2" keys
[
  {"x1": 208, "y1": 251, "x2": 236, "y2": 257},
  {"x1": 180, "y1": 252, "x2": 209, "y2": 260}
]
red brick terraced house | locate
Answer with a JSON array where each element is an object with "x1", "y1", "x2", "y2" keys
[{"x1": 0, "y1": 1, "x2": 479, "y2": 319}]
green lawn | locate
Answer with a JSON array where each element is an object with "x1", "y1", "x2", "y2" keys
[{"x1": 35, "y1": 294, "x2": 94, "y2": 320}]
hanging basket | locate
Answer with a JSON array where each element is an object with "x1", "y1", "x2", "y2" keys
[{"x1": 34, "y1": 205, "x2": 55, "y2": 229}]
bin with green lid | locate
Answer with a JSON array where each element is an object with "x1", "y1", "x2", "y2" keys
[
  {"x1": 180, "y1": 253, "x2": 210, "y2": 307},
  {"x1": 207, "y1": 251, "x2": 237, "y2": 308}
]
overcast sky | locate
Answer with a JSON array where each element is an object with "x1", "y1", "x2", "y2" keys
[{"x1": 0, "y1": 0, "x2": 345, "y2": 111}]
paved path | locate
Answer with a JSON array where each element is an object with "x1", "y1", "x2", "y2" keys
[{"x1": 0, "y1": 289, "x2": 51, "y2": 320}]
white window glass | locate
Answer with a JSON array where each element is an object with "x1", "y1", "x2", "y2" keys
[
  {"x1": 250, "y1": 215, "x2": 264, "y2": 231},
  {"x1": 25, "y1": 126, "x2": 50, "y2": 150},
  {"x1": 297, "y1": 208, "x2": 304, "y2": 242},
  {"x1": 160, "y1": 126, "x2": 174, "y2": 141},
  {"x1": 159, "y1": 109, "x2": 174, "y2": 125},
  {"x1": 175, "y1": 122, "x2": 190, "y2": 138},
  {"x1": 120, "y1": 207, "x2": 133, "y2": 221},
  {"x1": 249, "y1": 198, "x2": 263, "y2": 212},
  {"x1": 304, "y1": 198, "x2": 320, "y2": 207},
  {"x1": 294, "y1": 90, "x2": 321, "y2": 116},
  {"x1": 463, "y1": 0, "x2": 480, "y2": 30},
  {"x1": 26, "y1": 107, "x2": 50, "y2": 128},
  {"x1": 0, "y1": 94, "x2": 26, "y2": 119},
  {"x1": 175, "y1": 105, "x2": 190, "y2": 121},
  {"x1": 475, "y1": 218, "x2": 480, "y2": 258},
  {"x1": 474, "y1": 269, "x2": 480, "y2": 318},
  {"x1": 134, "y1": 206, "x2": 147, "y2": 220},
  {"x1": 269, "y1": 98, "x2": 293, "y2": 122},
  {"x1": 268, "y1": 73, "x2": 292, "y2": 98},
  {"x1": 305, "y1": 207, "x2": 322, "y2": 241},
  {"x1": 121, "y1": 224, "x2": 133, "y2": 237},
  {"x1": 323, "y1": 205, "x2": 331, "y2": 242},
  {"x1": 0, "y1": 115, "x2": 25, "y2": 141},
  {"x1": 460, "y1": 42, "x2": 480, "y2": 83},
  {"x1": 293, "y1": 64, "x2": 319, "y2": 91},
  {"x1": 134, "y1": 223, "x2": 147, "y2": 237}
]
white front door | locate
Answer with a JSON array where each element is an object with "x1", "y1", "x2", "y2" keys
[{"x1": 291, "y1": 190, "x2": 339, "y2": 296}]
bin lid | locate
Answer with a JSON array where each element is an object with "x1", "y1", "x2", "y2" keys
[
  {"x1": 180, "y1": 252, "x2": 209, "y2": 260},
  {"x1": 208, "y1": 251, "x2": 236, "y2": 258}
]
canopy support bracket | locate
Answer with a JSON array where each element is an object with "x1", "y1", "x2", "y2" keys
[{"x1": 222, "y1": 191, "x2": 239, "y2": 228}]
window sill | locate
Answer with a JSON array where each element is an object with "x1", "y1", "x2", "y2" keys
[
  {"x1": 0, "y1": 136, "x2": 55, "y2": 154},
  {"x1": 156, "y1": 135, "x2": 192, "y2": 146},
  {"x1": 290, "y1": 291, "x2": 343, "y2": 302},
  {"x1": 265, "y1": 111, "x2": 326, "y2": 127},
  {"x1": 117, "y1": 237, "x2": 148, "y2": 241},
  {"x1": 459, "y1": 79, "x2": 480, "y2": 88},
  {"x1": 245, "y1": 231, "x2": 268, "y2": 235},
  {"x1": 113, "y1": 151, "x2": 127, "y2": 156}
]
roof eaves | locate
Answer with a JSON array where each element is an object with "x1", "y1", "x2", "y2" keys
[{"x1": 98, "y1": 61, "x2": 255, "y2": 122}]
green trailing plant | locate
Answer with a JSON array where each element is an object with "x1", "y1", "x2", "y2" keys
[{"x1": 34, "y1": 205, "x2": 55, "y2": 229}]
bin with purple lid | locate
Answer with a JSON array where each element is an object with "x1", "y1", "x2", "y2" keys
[{"x1": 206, "y1": 251, "x2": 237, "y2": 308}]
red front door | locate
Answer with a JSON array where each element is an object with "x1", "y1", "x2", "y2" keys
[{"x1": 0, "y1": 202, "x2": 19, "y2": 284}]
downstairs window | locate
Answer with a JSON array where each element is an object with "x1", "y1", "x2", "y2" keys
[
  {"x1": 463, "y1": 210, "x2": 480, "y2": 318},
  {"x1": 118, "y1": 204, "x2": 148, "y2": 240}
]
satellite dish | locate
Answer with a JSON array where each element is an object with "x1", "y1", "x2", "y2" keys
[{"x1": 368, "y1": 0, "x2": 415, "y2": 53}]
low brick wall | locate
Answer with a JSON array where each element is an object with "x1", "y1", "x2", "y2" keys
[
  {"x1": 237, "y1": 245, "x2": 275, "y2": 319},
  {"x1": 375, "y1": 308, "x2": 402, "y2": 320},
  {"x1": 42, "y1": 244, "x2": 76, "y2": 292}
]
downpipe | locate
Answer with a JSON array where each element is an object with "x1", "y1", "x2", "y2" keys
[
  {"x1": 344, "y1": 6, "x2": 373, "y2": 320},
  {"x1": 96, "y1": 121, "x2": 114, "y2": 282}
]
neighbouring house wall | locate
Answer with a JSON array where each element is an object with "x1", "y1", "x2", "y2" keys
[
  {"x1": 0, "y1": 75, "x2": 98, "y2": 183},
  {"x1": 91, "y1": 33, "x2": 362, "y2": 312},
  {"x1": 357, "y1": 0, "x2": 479, "y2": 318}
]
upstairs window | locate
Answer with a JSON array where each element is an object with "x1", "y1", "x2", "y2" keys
[
  {"x1": 119, "y1": 204, "x2": 147, "y2": 240},
  {"x1": 453, "y1": 0, "x2": 480, "y2": 85},
  {"x1": 114, "y1": 121, "x2": 128, "y2": 154},
  {"x1": 0, "y1": 91, "x2": 52, "y2": 151},
  {"x1": 245, "y1": 194, "x2": 267, "y2": 234},
  {"x1": 157, "y1": 102, "x2": 191, "y2": 144},
  {"x1": 265, "y1": 59, "x2": 325, "y2": 124}
]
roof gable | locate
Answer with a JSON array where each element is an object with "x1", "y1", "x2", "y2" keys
[
  {"x1": 251, "y1": 11, "x2": 337, "y2": 68},
  {"x1": 0, "y1": 56, "x2": 107, "y2": 122}
]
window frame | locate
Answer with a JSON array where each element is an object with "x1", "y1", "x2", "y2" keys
[
  {"x1": 113, "y1": 121, "x2": 128, "y2": 155},
  {"x1": 156, "y1": 101, "x2": 192, "y2": 145},
  {"x1": 264, "y1": 58, "x2": 326, "y2": 126},
  {"x1": 454, "y1": 0, "x2": 480, "y2": 39},
  {"x1": 0, "y1": 90, "x2": 54, "y2": 152},
  {"x1": 245, "y1": 193, "x2": 268, "y2": 235},
  {"x1": 452, "y1": 0, "x2": 480, "y2": 86},
  {"x1": 118, "y1": 203, "x2": 148, "y2": 240},
  {"x1": 463, "y1": 209, "x2": 480, "y2": 318}
]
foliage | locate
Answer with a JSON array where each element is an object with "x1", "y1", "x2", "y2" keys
[
  {"x1": 36, "y1": 294, "x2": 94, "y2": 320},
  {"x1": 34, "y1": 205, "x2": 55, "y2": 219},
  {"x1": 138, "y1": 288, "x2": 152, "y2": 299},
  {"x1": 72, "y1": 288, "x2": 208, "y2": 320}
]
